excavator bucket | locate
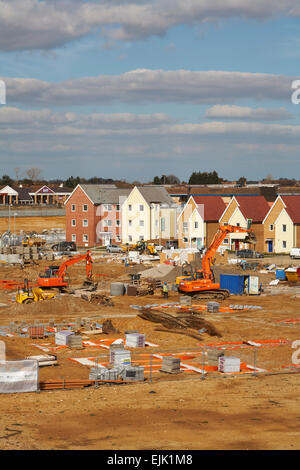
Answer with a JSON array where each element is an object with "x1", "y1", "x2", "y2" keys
[{"x1": 244, "y1": 232, "x2": 256, "y2": 244}]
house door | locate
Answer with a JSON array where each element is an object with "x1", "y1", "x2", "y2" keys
[
  {"x1": 197, "y1": 238, "x2": 202, "y2": 249},
  {"x1": 234, "y1": 240, "x2": 240, "y2": 250},
  {"x1": 267, "y1": 240, "x2": 273, "y2": 253},
  {"x1": 103, "y1": 234, "x2": 111, "y2": 246}
]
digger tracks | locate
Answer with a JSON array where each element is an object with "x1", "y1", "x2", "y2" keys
[{"x1": 189, "y1": 289, "x2": 230, "y2": 301}]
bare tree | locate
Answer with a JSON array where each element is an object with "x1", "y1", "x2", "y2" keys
[
  {"x1": 14, "y1": 167, "x2": 22, "y2": 185},
  {"x1": 26, "y1": 167, "x2": 42, "y2": 182}
]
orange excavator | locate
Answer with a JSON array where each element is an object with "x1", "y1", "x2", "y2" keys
[
  {"x1": 37, "y1": 251, "x2": 93, "y2": 290},
  {"x1": 178, "y1": 225, "x2": 256, "y2": 300}
]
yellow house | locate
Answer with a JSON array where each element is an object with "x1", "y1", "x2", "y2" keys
[
  {"x1": 121, "y1": 186, "x2": 178, "y2": 244},
  {"x1": 263, "y1": 195, "x2": 300, "y2": 253},
  {"x1": 177, "y1": 196, "x2": 226, "y2": 249},
  {"x1": 219, "y1": 196, "x2": 269, "y2": 252}
]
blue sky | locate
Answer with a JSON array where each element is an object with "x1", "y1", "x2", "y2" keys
[{"x1": 1, "y1": 1, "x2": 300, "y2": 182}]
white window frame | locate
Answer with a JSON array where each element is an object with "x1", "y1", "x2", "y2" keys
[
  {"x1": 83, "y1": 234, "x2": 88, "y2": 242},
  {"x1": 72, "y1": 234, "x2": 76, "y2": 242},
  {"x1": 194, "y1": 221, "x2": 198, "y2": 229},
  {"x1": 128, "y1": 235, "x2": 132, "y2": 242},
  {"x1": 116, "y1": 204, "x2": 120, "y2": 211},
  {"x1": 71, "y1": 204, "x2": 76, "y2": 212},
  {"x1": 223, "y1": 238, "x2": 229, "y2": 244},
  {"x1": 83, "y1": 219, "x2": 88, "y2": 227},
  {"x1": 128, "y1": 204, "x2": 132, "y2": 211},
  {"x1": 104, "y1": 219, "x2": 112, "y2": 227},
  {"x1": 129, "y1": 220, "x2": 132, "y2": 227},
  {"x1": 139, "y1": 204, "x2": 144, "y2": 211},
  {"x1": 269, "y1": 224, "x2": 274, "y2": 231},
  {"x1": 116, "y1": 219, "x2": 120, "y2": 226},
  {"x1": 82, "y1": 204, "x2": 88, "y2": 212},
  {"x1": 283, "y1": 240, "x2": 287, "y2": 249},
  {"x1": 71, "y1": 219, "x2": 76, "y2": 227},
  {"x1": 139, "y1": 220, "x2": 144, "y2": 227},
  {"x1": 282, "y1": 224, "x2": 287, "y2": 232},
  {"x1": 183, "y1": 222, "x2": 188, "y2": 234}
]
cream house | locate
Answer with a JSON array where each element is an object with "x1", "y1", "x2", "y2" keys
[
  {"x1": 263, "y1": 195, "x2": 300, "y2": 253},
  {"x1": 219, "y1": 196, "x2": 269, "y2": 252},
  {"x1": 177, "y1": 196, "x2": 226, "y2": 249},
  {"x1": 121, "y1": 186, "x2": 178, "y2": 244}
]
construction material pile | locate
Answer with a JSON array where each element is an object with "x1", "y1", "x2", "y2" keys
[{"x1": 138, "y1": 308, "x2": 222, "y2": 341}]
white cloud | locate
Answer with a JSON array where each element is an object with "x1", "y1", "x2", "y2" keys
[
  {"x1": 2, "y1": 69, "x2": 294, "y2": 106},
  {"x1": 0, "y1": 0, "x2": 300, "y2": 51},
  {"x1": 205, "y1": 105, "x2": 293, "y2": 121}
]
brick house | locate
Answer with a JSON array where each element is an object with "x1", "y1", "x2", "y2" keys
[{"x1": 65, "y1": 184, "x2": 131, "y2": 247}]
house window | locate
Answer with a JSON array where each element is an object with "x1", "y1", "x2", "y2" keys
[
  {"x1": 128, "y1": 235, "x2": 132, "y2": 242},
  {"x1": 116, "y1": 220, "x2": 120, "y2": 226},
  {"x1": 116, "y1": 204, "x2": 120, "y2": 211},
  {"x1": 82, "y1": 204, "x2": 88, "y2": 212},
  {"x1": 283, "y1": 224, "x2": 287, "y2": 232},
  {"x1": 139, "y1": 236, "x2": 144, "y2": 241},
  {"x1": 71, "y1": 219, "x2": 76, "y2": 227},
  {"x1": 104, "y1": 220, "x2": 112, "y2": 227},
  {"x1": 223, "y1": 238, "x2": 229, "y2": 244},
  {"x1": 183, "y1": 237, "x2": 188, "y2": 243},
  {"x1": 139, "y1": 220, "x2": 144, "y2": 227},
  {"x1": 129, "y1": 220, "x2": 132, "y2": 227},
  {"x1": 71, "y1": 204, "x2": 76, "y2": 212},
  {"x1": 183, "y1": 222, "x2": 188, "y2": 233},
  {"x1": 223, "y1": 222, "x2": 228, "y2": 226},
  {"x1": 83, "y1": 219, "x2": 88, "y2": 227},
  {"x1": 269, "y1": 224, "x2": 274, "y2": 231},
  {"x1": 83, "y1": 234, "x2": 88, "y2": 242},
  {"x1": 128, "y1": 204, "x2": 132, "y2": 211},
  {"x1": 161, "y1": 217, "x2": 165, "y2": 232},
  {"x1": 236, "y1": 223, "x2": 240, "y2": 227},
  {"x1": 116, "y1": 235, "x2": 121, "y2": 242},
  {"x1": 72, "y1": 234, "x2": 76, "y2": 242},
  {"x1": 194, "y1": 221, "x2": 198, "y2": 229},
  {"x1": 155, "y1": 220, "x2": 158, "y2": 227},
  {"x1": 283, "y1": 241, "x2": 287, "y2": 249},
  {"x1": 139, "y1": 204, "x2": 144, "y2": 211}
]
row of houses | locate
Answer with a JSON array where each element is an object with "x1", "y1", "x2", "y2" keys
[
  {"x1": 65, "y1": 184, "x2": 300, "y2": 254},
  {"x1": 0, "y1": 184, "x2": 72, "y2": 205},
  {"x1": 177, "y1": 194, "x2": 300, "y2": 254}
]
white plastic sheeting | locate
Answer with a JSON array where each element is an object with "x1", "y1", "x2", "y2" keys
[{"x1": 0, "y1": 360, "x2": 38, "y2": 394}]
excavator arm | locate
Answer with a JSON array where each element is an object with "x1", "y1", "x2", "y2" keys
[
  {"x1": 202, "y1": 225, "x2": 255, "y2": 280},
  {"x1": 58, "y1": 251, "x2": 93, "y2": 282}
]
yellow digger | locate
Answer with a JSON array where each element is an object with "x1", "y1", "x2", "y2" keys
[{"x1": 16, "y1": 279, "x2": 56, "y2": 304}]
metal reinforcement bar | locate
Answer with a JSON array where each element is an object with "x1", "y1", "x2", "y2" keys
[{"x1": 39, "y1": 379, "x2": 137, "y2": 390}]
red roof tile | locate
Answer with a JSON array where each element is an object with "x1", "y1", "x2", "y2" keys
[
  {"x1": 280, "y1": 195, "x2": 300, "y2": 223},
  {"x1": 235, "y1": 196, "x2": 269, "y2": 222},
  {"x1": 192, "y1": 196, "x2": 226, "y2": 221}
]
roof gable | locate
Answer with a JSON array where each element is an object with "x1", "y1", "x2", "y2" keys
[
  {"x1": 280, "y1": 195, "x2": 300, "y2": 223},
  {"x1": 234, "y1": 196, "x2": 269, "y2": 222},
  {"x1": 192, "y1": 195, "x2": 226, "y2": 222}
]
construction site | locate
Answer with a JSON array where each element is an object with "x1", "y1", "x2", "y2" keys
[{"x1": 0, "y1": 223, "x2": 299, "y2": 451}]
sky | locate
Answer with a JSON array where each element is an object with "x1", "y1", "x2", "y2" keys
[{"x1": 1, "y1": 0, "x2": 300, "y2": 183}]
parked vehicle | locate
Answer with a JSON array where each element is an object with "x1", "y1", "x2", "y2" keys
[
  {"x1": 237, "y1": 249, "x2": 264, "y2": 259},
  {"x1": 52, "y1": 241, "x2": 77, "y2": 252},
  {"x1": 290, "y1": 248, "x2": 300, "y2": 259},
  {"x1": 106, "y1": 244, "x2": 123, "y2": 253}
]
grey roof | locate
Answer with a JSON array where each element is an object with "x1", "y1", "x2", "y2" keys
[
  {"x1": 137, "y1": 186, "x2": 175, "y2": 206},
  {"x1": 80, "y1": 184, "x2": 130, "y2": 204}
]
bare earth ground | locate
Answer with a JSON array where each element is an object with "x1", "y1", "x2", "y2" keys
[{"x1": 0, "y1": 256, "x2": 300, "y2": 450}]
